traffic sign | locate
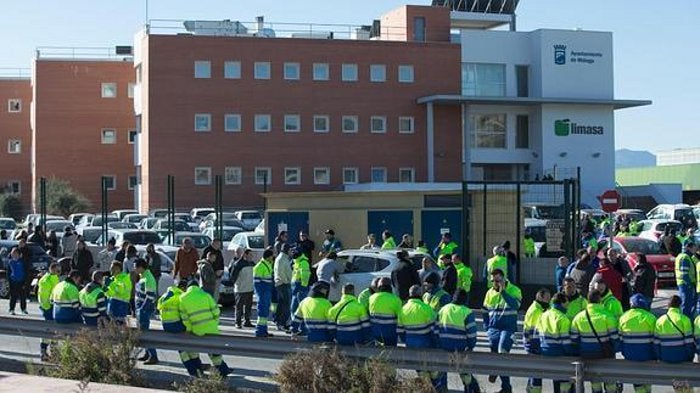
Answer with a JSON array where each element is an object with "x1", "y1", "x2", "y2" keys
[{"x1": 599, "y1": 189, "x2": 620, "y2": 213}]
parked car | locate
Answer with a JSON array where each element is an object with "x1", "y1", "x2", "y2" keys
[
  {"x1": 256, "y1": 218, "x2": 265, "y2": 234},
  {"x1": 122, "y1": 214, "x2": 148, "y2": 224},
  {"x1": 44, "y1": 220, "x2": 74, "y2": 238},
  {"x1": 227, "y1": 231, "x2": 265, "y2": 262},
  {"x1": 0, "y1": 218, "x2": 17, "y2": 232},
  {"x1": 108, "y1": 222, "x2": 138, "y2": 230},
  {"x1": 597, "y1": 237, "x2": 676, "y2": 287},
  {"x1": 581, "y1": 209, "x2": 607, "y2": 223},
  {"x1": 637, "y1": 219, "x2": 683, "y2": 242},
  {"x1": 646, "y1": 204, "x2": 697, "y2": 230},
  {"x1": 111, "y1": 209, "x2": 139, "y2": 220},
  {"x1": 77, "y1": 213, "x2": 119, "y2": 228},
  {"x1": 190, "y1": 208, "x2": 215, "y2": 224},
  {"x1": 162, "y1": 231, "x2": 211, "y2": 251},
  {"x1": 76, "y1": 226, "x2": 103, "y2": 244},
  {"x1": 149, "y1": 209, "x2": 169, "y2": 218},
  {"x1": 68, "y1": 213, "x2": 93, "y2": 227},
  {"x1": 0, "y1": 240, "x2": 54, "y2": 298},
  {"x1": 139, "y1": 217, "x2": 159, "y2": 230},
  {"x1": 199, "y1": 212, "x2": 244, "y2": 232},
  {"x1": 170, "y1": 213, "x2": 199, "y2": 231},
  {"x1": 95, "y1": 229, "x2": 163, "y2": 247},
  {"x1": 152, "y1": 219, "x2": 190, "y2": 232},
  {"x1": 204, "y1": 226, "x2": 245, "y2": 248},
  {"x1": 614, "y1": 209, "x2": 646, "y2": 223},
  {"x1": 27, "y1": 214, "x2": 64, "y2": 227},
  {"x1": 233, "y1": 210, "x2": 263, "y2": 231}
]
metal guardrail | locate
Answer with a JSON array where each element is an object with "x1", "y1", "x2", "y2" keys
[{"x1": 0, "y1": 317, "x2": 697, "y2": 391}]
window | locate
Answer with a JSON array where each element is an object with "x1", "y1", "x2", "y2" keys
[
  {"x1": 224, "y1": 61, "x2": 241, "y2": 79},
  {"x1": 398, "y1": 65, "x2": 414, "y2": 83},
  {"x1": 371, "y1": 167, "x2": 387, "y2": 183},
  {"x1": 314, "y1": 167, "x2": 330, "y2": 185},
  {"x1": 7, "y1": 139, "x2": 21, "y2": 154},
  {"x1": 8, "y1": 181, "x2": 20, "y2": 194},
  {"x1": 341, "y1": 64, "x2": 358, "y2": 82},
  {"x1": 343, "y1": 167, "x2": 358, "y2": 184},
  {"x1": 413, "y1": 17, "x2": 426, "y2": 42},
  {"x1": 193, "y1": 167, "x2": 211, "y2": 185},
  {"x1": 516, "y1": 115, "x2": 529, "y2": 149},
  {"x1": 349, "y1": 256, "x2": 390, "y2": 273},
  {"x1": 462, "y1": 63, "x2": 506, "y2": 96},
  {"x1": 127, "y1": 83, "x2": 135, "y2": 98},
  {"x1": 194, "y1": 61, "x2": 211, "y2": 78},
  {"x1": 469, "y1": 114, "x2": 507, "y2": 148},
  {"x1": 103, "y1": 176, "x2": 116, "y2": 190},
  {"x1": 224, "y1": 114, "x2": 241, "y2": 132},
  {"x1": 254, "y1": 114, "x2": 271, "y2": 132},
  {"x1": 7, "y1": 99, "x2": 21, "y2": 113},
  {"x1": 101, "y1": 129, "x2": 116, "y2": 144},
  {"x1": 128, "y1": 175, "x2": 138, "y2": 190},
  {"x1": 128, "y1": 129, "x2": 137, "y2": 144},
  {"x1": 284, "y1": 167, "x2": 301, "y2": 185},
  {"x1": 254, "y1": 62, "x2": 271, "y2": 80},
  {"x1": 255, "y1": 167, "x2": 272, "y2": 185},
  {"x1": 342, "y1": 116, "x2": 358, "y2": 133},
  {"x1": 313, "y1": 115, "x2": 329, "y2": 133},
  {"x1": 516, "y1": 65, "x2": 529, "y2": 97},
  {"x1": 284, "y1": 115, "x2": 301, "y2": 133},
  {"x1": 313, "y1": 63, "x2": 329, "y2": 81},
  {"x1": 398, "y1": 117, "x2": 415, "y2": 134},
  {"x1": 194, "y1": 114, "x2": 211, "y2": 132},
  {"x1": 370, "y1": 116, "x2": 386, "y2": 133},
  {"x1": 284, "y1": 63, "x2": 300, "y2": 80},
  {"x1": 370, "y1": 64, "x2": 386, "y2": 82},
  {"x1": 399, "y1": 167, "x2": 415, "y2": 183},
  {"x1": 101, "y1": 83, "x2": 117, "y2": 98},
  {"x1": 225, "y1": 166, "x2": 242, "y2": 185}
]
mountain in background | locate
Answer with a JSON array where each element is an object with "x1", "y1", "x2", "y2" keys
[{"x1": 615, "y1": 149, "x2": 656, "y2": 168}]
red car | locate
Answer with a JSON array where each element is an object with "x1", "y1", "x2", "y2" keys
[{"x1": 597, "y1": 236, "x2": 676, "y2": 287}]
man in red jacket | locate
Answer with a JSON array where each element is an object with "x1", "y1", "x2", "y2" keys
[{"x1": 589, "y1": 257, "x2": 624, "y2": 302}]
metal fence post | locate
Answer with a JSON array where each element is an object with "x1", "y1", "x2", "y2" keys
[
  {"x1": 516, "y1": 182, "x2": 521, "y2": 281},
  {"x1": 215, "y1": 175, "x2": 223, "y2": 241},
  {"x1": 573, "y1": 361, "x2": 585, "y2": 393},
  {"x1": 563, "y1": 179, "x2": 571, "y2": 257},
  {"x1": 101, "y1": 176, "x2": 108, "y2": 244},
  {"x1": 462, "y1": 181, "x2": 470, "y2": 263},
  {"x1": 482, "y1": 183, "x2": 487, "y2": 257},
  {"x1": 39, "y1": 177, "x2": 47, "y2": 226}
]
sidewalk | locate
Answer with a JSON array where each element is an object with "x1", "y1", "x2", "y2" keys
[{"x1": 0, "y1": 371, "x2": 170, "y2": 392}]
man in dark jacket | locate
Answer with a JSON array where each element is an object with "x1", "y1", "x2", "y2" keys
[
  {"x1": 390, "y1": 250, "x2": 419, "y2": 301},
  {"x1": 567, "y1": 251, "x2": 595, "y2": 298},
  {"x1": 201, "y1": 239, "x2": 225, "y2": 300},
  {"x1": 440, "y1": 254, "x2": 458, "y2": 295},
  {"x1": 632, "y1": 253, "x2": 657, "y2": 303},
  {"x1": 661, "y1": 228, "x2": 682, "y2": 257},
  {"x1": 72, "y1": 240, "x2": 94, "y2": 283}
]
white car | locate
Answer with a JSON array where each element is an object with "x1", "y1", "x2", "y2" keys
[
  {"x1": 190, "y1": 208, "x2": 215, "y2": 224},
  {"x1": 233, "y1": 210, "x2": 263, "y2": 231},
  {"x1": 228, "y1": 231, "x2": 265, "y2": 262},
  {"x1": 68, "y1": 213, "x2": 93, "y2": 227},
  {"x1": 139, "y1": 217, "x2": 159, "y2": 230},
  {"x1": 646, "y1": 204, "x2": 697, "y2": 230},
  {"x1": 44, "y1": 220, "x2": 74, "y2": 236},
  {"x1": 162, "y1": 231, "x2": 211, "y2": 251},
  {"x1": 0, "y1": 218, "x2": 17, "y2": 232},
  {"x1": 111, "y1": 209, "x2": 139, "y2": 220},
  {"x1": 122, "y1": 214, "x2": 148, "y2": 224},
  {"x1": 198, "y1": 212, "x2": 244, "y2": 232},
  {"x1": 95, "y1": 229, "x2": 163, "y2": 248},
  {"x1": 637, "y1": 219, "x2": 683, "y2": 242},
  {"x1": 203, "y1": 226, "x2": 244, "y2": 249}
]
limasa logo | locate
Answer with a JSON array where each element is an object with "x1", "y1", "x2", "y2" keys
[
  {"x1": 554, "y1": 119, "x2": 604, "y2": 136},
  {"x1": 554, "y1": 44, "x2": 567, "y2": 65}
]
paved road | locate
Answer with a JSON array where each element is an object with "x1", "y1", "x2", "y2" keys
[{"x1": 0, "y1": 289, "x2": 684, "y2": 392}]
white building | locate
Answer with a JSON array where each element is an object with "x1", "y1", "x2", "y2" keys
[{"x1": 656, "y1": 148, "x2": 700, "y2": 166}]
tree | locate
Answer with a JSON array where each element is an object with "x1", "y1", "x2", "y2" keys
[
  {"x1": 0, "y1": 193, "x2": 24, "y2": 220},
  {"x1": 45, "y1": 178, "x2": 90, "y2": 217}
]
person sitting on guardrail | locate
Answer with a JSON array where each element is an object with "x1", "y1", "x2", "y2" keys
[
  {"x1": 535, "y1": 292, "x2": 574, "y2": 393},
  {"x1": 51, "y1": 270, "x2": 82, "y2": 323},
  {"x1": 654, "y1": 295, "x2": 695, "y2": 364},
  {"x1": 619, "y1": 294, "x2": 656, "y2": 393},
  {"x1": 436, "y1": 288, "x2": 480, "y2": 393},
  {"x1": 105, "y1": 261, "x2": 132, "y2": 324},
  {"x1": 253, "y1": 249, "x2": 275, "y2": 338},
  {"x1": 291, "y1": 281, "x2": 332, "y2": 342},
  {"x1": 79, "y1": 271, "x2": 107, "y2": 326},
  {"x1": 368, "y1": 277, "x2": 402, "y2": 347},
  {"x1": 327, "y1": 283, "x2": 370, "y2": 346},
  {"x1": 422, "y1": 272, "x2": 451, "y2": 312},
  {"x1": 38, "y1": 262, "x2": 60, "y2": 361},
  {"x1": 357, "y1": 277, "x2": 380, "y2": 311},
  {"x1": 561, "y1": 277, "x2": 587, "y2": 320},
  {"x1": 523, "y1": 288, "x2": 550, "y2": 393},
  {"x1": 483, "y1": 268, "x2": 521, "y2": 393},
  {"x1": 135, "y1": 258, "x2": 159, "y2": 365}
]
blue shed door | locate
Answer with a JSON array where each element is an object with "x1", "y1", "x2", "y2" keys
[
  {"x1": 367, "y1": 211, "x2": 414, "y2": 246},
  {"x1": 420, "y1": 210, "x2": 461, "y2": 253},
  {"x1": 266, "y1": 212, "x2": 309, "y2": 246}
]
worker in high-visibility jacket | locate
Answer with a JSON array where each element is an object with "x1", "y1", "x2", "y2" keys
[
  {"x1": 358, "y1": 277, "x2": 380, "y2": 311},
  {"x1": 654, "y1": 295, "x2": 695, "y2": 363},
  {"x1": 381, "y1": 230, "x2": 396, "y2": 250},
  {"x1": 484, "y1": 246, "x2": 508, "y2": 288},
  {"x1": 571, "y1": 290, "x2": 619, "y2": 393},
  {"x1": 51, "y1": 270, "x2": 83, "y2": 324},
  {"x1": 38, "y1": 262, "x2": 60, "y2": 361},
  {"x1": 675, "y1": 241, "x2": 697, "y2": 318},
  {"x1": 694, "y1": 313, "x2": 700, "y2": 358},
  {"x1": 433, "y1": 232, "x2": 459, "y2": 260},
  {"x1": 79, "y1": 271, "x2": 107, "y2": 326},
  {"x1": 535, "y1": 293, "x2": 574, "y2": 393},
  {"x1": 291, "y1": 249, "x2": 311, "y2": 316},
  {"x1": 157, "y1": 279, "x2": 188, "y2": 334},
  {"x1": 179, "y1": 281, "x2": 231, "y2": 377},
  {"x1": 398, "y1": 285, "x2": 442, "y2": 391},
  {"x1": 328, "y1": 283, "x2": 370, "y2": 345},
  {"x1": 254, "y1": 249, "x2": 275, "y2": 337},
  {"x1": 523, "y1": 288, "x2": 551, "y2": 393},
  {"x1": 523, "y1": 232, "x2": 536, "y2": 258},
  {"x1": 368, "y1": 277, "x2": 403, "y2": 346},
  {"x1": 422, "y1": 272, "x2": 451, "y2": 312},
  {"x1": 593, "y1": 280, "x2": 623, "y2": 320},
  {"x1": 561, "y1": 277, "x2": 587, "y2": 320},
  {"x1": 134, "y1": 258, "x2": 158, "y2": 364},
  {"x1": 483, "y1": 268, "x2": 521, "y2": 393},
  {"x1": 291, "y1": 281, "x2": 332, "y2": 342},
  {"x1": 619, "y1": 294, "x2": 656, "y2": 393},
  {"x1": 453, "y1": 254, "x2": 473, "y2": 301},
  {"x1": 437, "y1": 288, "x2": 480, "y2": 393},
  {"x1": 105, "y1": 261, "x2": 132, "y2": 323}
]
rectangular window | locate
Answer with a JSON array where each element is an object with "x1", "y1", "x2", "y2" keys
[
  {"x1": 462, "y1": 63, "x2": 506, "y2": 97},
  {"x1": 516, "y1": 115, "x2": 530, "y2": 149},
  {"x1": 225, "y1": 166, "x2": 242, "y2": 185},
  {"x1": 128, "y1": 175, "x2": 138, "y2": 190},
  {"x1": 371, "y1": 167, "x2": 387, "y2": 183},
  {"x1": 413, "y1": 17, "x2": 426, "y2": 42},
  {"x1": 8, "y1": 99, "x2": 21, "y2": 113},
  {"x1": 399, "y1": 167, "x2": 415, "y2": 183},
  {"x1": 7, "y1": 139, "x2": 21, "y2": 154},
  {"x1": 224, "y1": 61, "x2": 241, "y2": 79},
  {"x1": 194, "y1": 61, "x2": 211, "y2": 78},
  {"x1": 9, "y1": 181, "x2": 20, "y2": 194},
  {"x1": 516, "y1": 65, "x2": 529, "y2": 98},
  {"x1": 343, "y1": 167, "x2": 358, "y2": 184},
  {"x1": 313, "y1": 63, "x2": 329, "y2": 81},
  {"x1": 342, "y1": 64, "x2": 358, "y2": 82},
  {"x1": 342, "y1": 116, "x2": 358, "y2": 133},
  {"x1": 398, "y1": 117, "x2": 415, "y2": 134},
  {"x1": 103, "y1": 176, "x2": 116, "y2": 191},
  {"x1": 314, "y1": 167, "x2": 330, "y2": 185},
  {"x1": 127, "y1": 83, "x2": 135, "y2": 98},
  {"x1": 370, "y1": 64, "x2": 386, "y2": 82},
  {"x1": 254, "y1": 62, "x2": 271, "y2": 80},
  {"x1": 101, "y1": 83, "x2": 117, "y2": 98},
  {"x1": 284, "y1": 167, "x2": 301, "y2": 185},
  {"x1": 101, "y1": 129, "x2": 116, "y2": 144},
  {"x1": 469, "y1": 114, "x2": 507, "y2": 148},
  {"x1": 398, "y1": 65, "x2": 414, "y2": 83},
  {"x1": 194, "y1": 167, "x2": 212, "y2": 185},
  {"x1": 284, "y1": 63, "x2": 300, "y2": 80},
  {"x1": 224, "y1": 114, "x2": 241, "y2": 132},
  {"x1": 370, "y1": 116, "x2": 386, "y2": 133},
  {"x1": 284, "y1": 115, "x2": 301, "y2": 133},
  {"x1": 254, "y1": 114, "x2": 271, "y2": 132},
  {"x1": 128, "y1": 129, "x2": 137, "y2": 144},
  {"x1": 255, "y1": 167, "x2": 272, "y2": 185},
  {"x1": 194, "y1": 114, "x2": 212, "y2": 132},
  {"x1": 313, "y1": 115, "x2": 330, "y2": 133}
]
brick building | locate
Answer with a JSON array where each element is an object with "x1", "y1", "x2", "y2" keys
[{"x1": 0, "y1": 75, "x2": 32, "y2": 210}]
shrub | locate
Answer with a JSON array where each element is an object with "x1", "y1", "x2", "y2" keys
[
  {"x1": 45, "y1": 178, "x2": 90, "y2": 217},
  {"x1": 176, "y1": 370, "x2": 231, "y2": 393},
  {"x1": 0, "y1": 193, "x2": 24, "y2": 220}
]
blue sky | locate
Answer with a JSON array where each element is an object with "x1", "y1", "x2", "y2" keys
[{"x1": 2, "y1": 0, "x2": 695, "y2": 153}]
